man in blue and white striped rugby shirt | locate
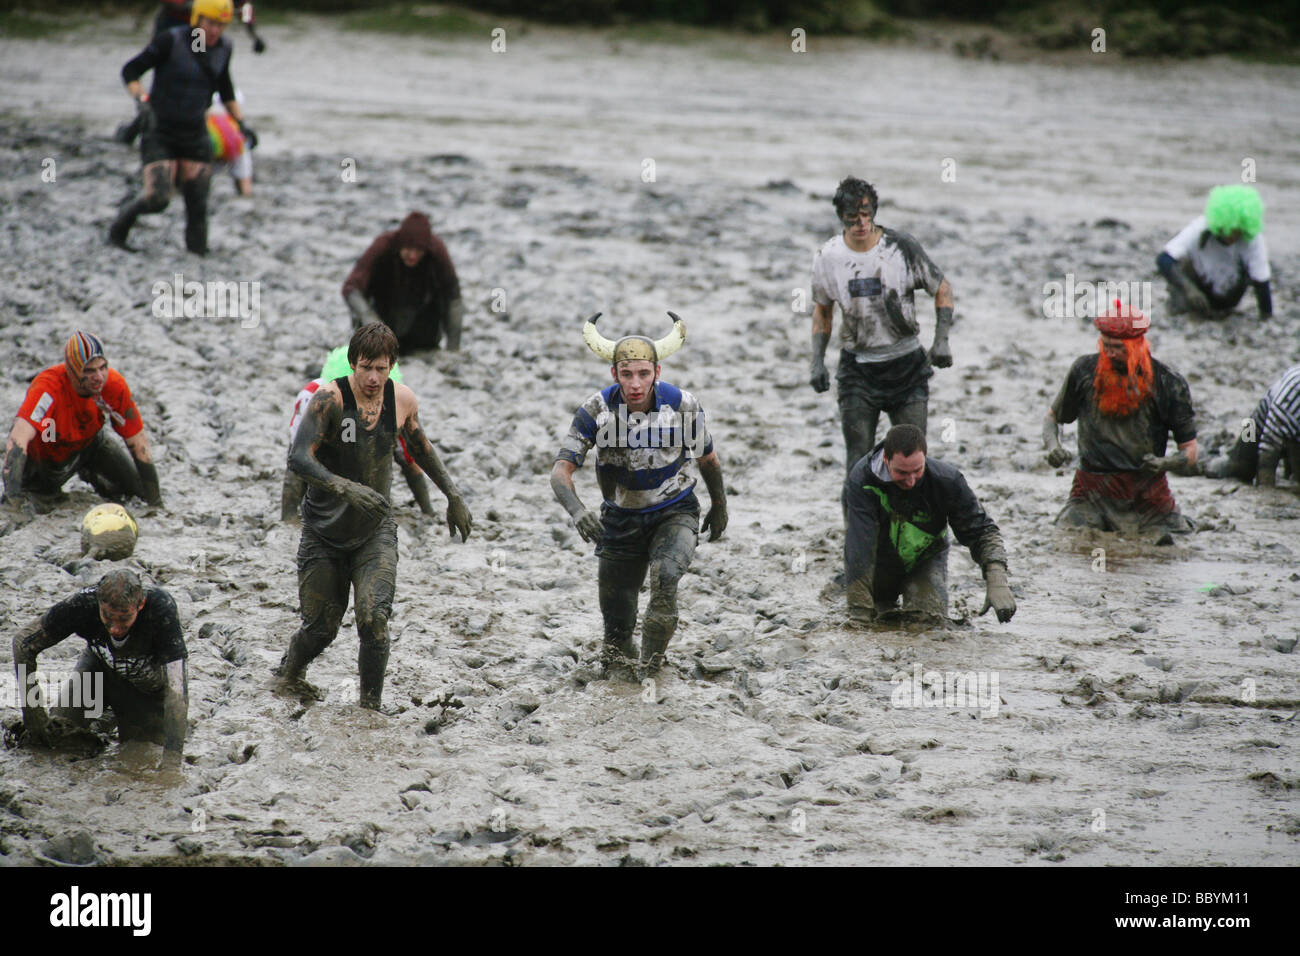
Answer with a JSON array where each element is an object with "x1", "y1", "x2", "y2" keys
[
  {"x1": 551, "y1": 313, "x2": 728, "y2": 678},
  {"x1": 1203, "y1": 363, "x2": 1300, "y2": 488}
]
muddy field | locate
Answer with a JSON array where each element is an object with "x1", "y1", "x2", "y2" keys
[{"x1": 0, "y1": 16, "x2": 1298, "y2": 866}]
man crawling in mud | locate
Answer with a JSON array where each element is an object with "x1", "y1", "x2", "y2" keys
[
  {"x1": 550, "y1": 313, "x2": 727, "y2": 677},
  {"x1": 1202, "y1": 363, "x2": 1300, "y2": 490},
  {"x1": 3, "y1": 331, "x2": 162, "y2": 509},
  {"x1": 11, "y1": 569, "x2": 188, "y2": 770},
  {"x1": 1043, "y1": 302, "x2": 1198, "y2": 535},
  {"x1": 342, "y1": 211, "x2": 465, "y2": 353},
  {"x1": 844, "y1": 424, "x2": 1014, "y2": 625},
  {"x1": 273, "y1": 322, "x2": 472, "y2": 711}
]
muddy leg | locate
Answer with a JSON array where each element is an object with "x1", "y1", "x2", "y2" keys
[
  {"x1": 353, "y1": 521, "x2": 398, "y2": 710},
  {"x1": 179, "y1": 163, "x2": 212, "y2": 255},
  {"x1": 109, "y1": 161, "x2": 173, "y2": 250},
  {"x1": 889, "y1": 398, "x2": 928, "y2": 438},
  {"x1": 639, "y1": 515, "x2": 699, "y2": 675},
  {"x1": 598, "y1": 557, "x2": 646, "y2": 675},
  {"x1": 841, "y1": 404, "x2": 881, "y2": 481},
  {"x1": 900, "y1": 550, "x2": 949, "y2": 621},
  {"x1": 275, "y1": 530, "x2": 349, "y2": 687},
  {"x1": 77, "y1": 430, "x2": 145, "y2": 502}
]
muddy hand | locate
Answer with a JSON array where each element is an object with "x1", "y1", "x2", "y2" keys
[
  {"x1": 809, "y1": 359, "x2": 830, "y2": 393},
  {"x1": 446, "y1": 494, "x2": 472, "y2": 541},
  {"x1": 701, "y1": 503, "x2": 727, "y2": 541},
  {"x1": 1045, "y1": 445, "x2": 1071, "y2": 468},
  {"x1": 1138, "y1": 453, "x2": 1167, "y2": 477},
  {"x1": 979, "y1": 564, "x2": 1016, "y2": 623},
  {"x1": 929, "y1": 337, "x2": 953, "y2": 369},
  {"x1": 574, "y1": 509, "x2": 603, "y2": 544},
  {"x1": 343, "y1": 481, "x2": 390, "y2": 520}
]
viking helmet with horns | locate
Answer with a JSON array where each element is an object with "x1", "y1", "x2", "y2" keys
[{"x1": 583, "y1": 312, "x2": 686, "y2": 365}]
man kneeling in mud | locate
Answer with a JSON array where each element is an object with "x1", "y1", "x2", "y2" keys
[
  {"x1": 11, "y1": 569, "x2": 187, "y2": 770},
  {"x1": 1201, "y1": 363, "x2": 1300, "y2": 490},
  {"x1": 845, "y1": 424, "x2": 1014, "y2": 625},
  {"x1": 550, "y1": 313, "x2": 727, "y2": 677},
  {"x1": 273, "y1": 322, "x2": 472, "y2": 711},
  {"x1": 1043, "y1": 302, "x2": 1198, "y2": 535}
]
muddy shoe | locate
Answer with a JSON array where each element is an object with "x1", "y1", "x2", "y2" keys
[
  {"x1": 107, "y1": 221, "x2": 138, "y2": 253},
  {"x1": 271, "y1": 673, "x2": 325, "y2": 703},
  {"x1": 599, "y1": 639, "x2": 638, "y2": 681},
  {"x1": 358, "y1": 699, "x2": 401, "y2": 716}
]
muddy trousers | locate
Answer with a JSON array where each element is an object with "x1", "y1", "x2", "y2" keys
[
  {"x1": 868, "y1": 549, "x2": 949, "y2": 619},
  {"x1": 842, "y1": 400, "x2": 928, "y2": 480},
  {"x1": 597, "y1": 510, "x2": 699, "y2": 671},
  {"x1": 51, "y1": 647, "x2": 169, "y2": 745},
  {"x1": 22, "y1": 429, "x2": 144, "y2": 501},
  {"x1": 278, "y1": 519, "x2": 397, "y2": 708}
]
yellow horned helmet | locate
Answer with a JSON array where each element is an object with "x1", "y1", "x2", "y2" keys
[{"x1": 582, "y1": 312, "x2": 686, "y2": 366}]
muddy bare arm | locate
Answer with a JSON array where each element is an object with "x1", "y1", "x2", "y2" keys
[
  {"x1": 3, "y1": 418, "x2": 36, "y2": 501},
  {"x1": 400, "y1": 406, "x2": 471, "y2": 540},
  {"x1": 288, "y1": 388, "x2": 389, "y2": 519},
  {"x1": 12, "y1": 617, "x2": 64, "y2": 743},
  {"x1": 551, "y1": 459, "x2": 602, "y2": 543},
  {"x1": 123, "y1": 429, "x2": 162, "y2": 506},
  {"x1": 1042, "y1": 411, "x2": 1071, "y2": 467},
  {"x1": 810, "y1": 303, "x2": 832, "y2": 392},
  {"x1": 161, "y1": 659, "x2": 187, "y2": 763},
  {"x1": 697, "y1": 450, "x2": 727, "y2": 541}
]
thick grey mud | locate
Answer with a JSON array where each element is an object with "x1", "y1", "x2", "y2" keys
[{"x1": 1, "y1": 19, "x2": 1298, "y2": 865}]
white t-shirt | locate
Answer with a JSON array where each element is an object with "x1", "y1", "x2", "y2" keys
[
  {"x1": 811, "y1": 229, "x2": 944, "y2": 362},
  {"x1": 1163, "y1": 215, "x2": 1269, "y2": 296}
]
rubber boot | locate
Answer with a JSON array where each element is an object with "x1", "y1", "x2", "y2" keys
[
  {"x1": 358, "y1": 639, "x2": 391, "y2": 711},
  {"x1": 108, "y1": 197, "x2": 150, "y2": 252},
  {"x1": 181, "y1": 174, "x2": 211, "y2": 255}
]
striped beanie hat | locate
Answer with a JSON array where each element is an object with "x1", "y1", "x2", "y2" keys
[{"x1": 65, "y1": 331, "x2": 106, "y2": 379}]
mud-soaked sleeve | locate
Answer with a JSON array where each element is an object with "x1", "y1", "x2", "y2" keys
[
  {"x1": 150, "y1": 591, "x2": 188, "y2": 665},
  {"x1": 1051, "y1": 357, "x2": 1090, "y2": 425},
  {"x1": 556, "y1": 394, "x2": 601, "y2": 467},
  {"x1": 428, "y1": 236, "x2": 461, "y2": 301},
  {"x1": 843, "y1": 473, "x2": 881, "y2": 605},
  {"x1": 900, "y1": 233, "x2": 944, "y2": 295},
  {"x1": 1157, "y1": 367, "x2": 1197, "y2": 445},
  {"x1": 105, "y1": 373, "x2": 144, "y2": 440},
  {"x1": 122, "y1": 29, "x2": 171, "y2": 84},
  {"x1": 341, "y1": 233, "x2": 391, "y2": 299},
  {"x1": 25, "y1": 591, "x2": 97, "y2": 665},
  {"x1": 681, "y1": 392, "x2": 713, "y2": 459},
  {"x1": 947, "y1": 472, "x2": 1007, "y2": 571},
  {"x1": 811, "y1": 249, "x2": 833, "y2": 308}
]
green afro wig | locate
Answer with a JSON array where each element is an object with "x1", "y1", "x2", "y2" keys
[
  {"x1": 320, "y1": 345, "x2": 403, "y2": 383},
  {"x1": 1204, "y1": 185, "x2": 1263, "y2": 240}
]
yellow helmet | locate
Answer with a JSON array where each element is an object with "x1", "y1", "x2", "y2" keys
[{"x1": 191, "y1": 0, "x2": 234, "y2": 27}]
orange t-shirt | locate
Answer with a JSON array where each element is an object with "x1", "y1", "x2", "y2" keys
[{"x1": 15, "y1": 365, "x2": 144, "y2": 464}]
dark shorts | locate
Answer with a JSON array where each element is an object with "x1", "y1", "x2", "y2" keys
[
  {"x1": 141, "y1": 121, "x2": 212, "y2": 165},
  {"x1": 596, "y1": 494, "x2": 700, "y2": 562},
  {"x1": 836, "y1": 347, "x2": 932, "y2": 412}
]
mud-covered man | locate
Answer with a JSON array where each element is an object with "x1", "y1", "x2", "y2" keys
[
  {"x1": 550, "y1": 313, "x2": 727, "y2": 676},
  {"x1": 1157, "y1": 185, "x2": 1272, "y2": 320},
  {"x1": 12, "y1": 569, "x2": 188, "y2": 769},
  {"x1": 1202, "y1": 363, "x2": 1300, "y2": 489},
  {"x1": 1043, "y1": 302, "x2": 1198, "y2": 534},
  {"x1": 810, "y1": 178, "x2": 955, "y2": 477},
  {"x1": 3, "y1": 332, "x2": 162, "y2": 508},
  {"x1": 110, "y1": 0, "x2": 256, "y2": 254},
  {"x1": 280, "y1": 346, "x2": 434, "y2": 521},
  {"x1": 273, "y1": 322, "x2": 472, "y2": 711},
  {"x1": 845, "y1": 424, "x2": 1014, "y2": 625},
  {"x1": 342, "y1": 211, "x2": 465, "y2": 353}
]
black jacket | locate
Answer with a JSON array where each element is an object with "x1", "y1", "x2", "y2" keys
[{"x1": 844, "y1": 444, "x2": 1007, "y2": 604}]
